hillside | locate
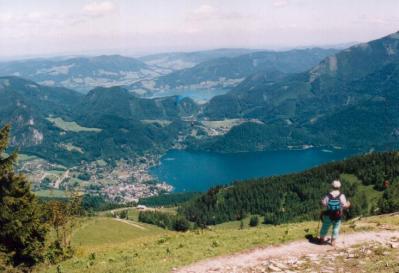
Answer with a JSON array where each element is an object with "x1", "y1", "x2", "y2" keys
[
  {"x1": 36, "y1": 212, "x2": 399, "y2": 273},
  {"x1": 130, "y1": 48, "x2": 338, "y2": 95},
  {"x1": 181, "y1": 151, "x2": 398, "y2": 226},
  {"x1": 61, "y1": 86, "x2": 198, "y2": 163},
  {"x1": 197, "y1": 31, "x2": 399, "y2": 152},
  {"x1": 0, "y1": 55, "x2": 168, "y2": 93},
  {"x1": 39, "y1": 151, "x2": 398, "y2": 273},
  {"x1": 0, "y1": 77, "x2": 200, "y2": 164},
  {"x1": 75, "y1": 86, "x2": 198, "y2": 123},
  {"x1": 0, "y1": 76, "x2": 82, "y2": 147}
]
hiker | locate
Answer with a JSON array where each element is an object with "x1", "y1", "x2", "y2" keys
[{"x1": 319, "y1": 180, "x2": 351, "y2": 247}]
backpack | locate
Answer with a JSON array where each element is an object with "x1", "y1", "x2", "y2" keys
[{"x1": 326, "y1": 193, "x2": 342, "y2": 221}]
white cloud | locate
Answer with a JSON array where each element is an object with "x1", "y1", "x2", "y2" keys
[
  {"x1": 194, "y1": 5, "x2": 216, "y2": 15},
  {"x1": 188, "y1": 4, "x2": 217, "y2": 21},
  {"x1": 83, "y1": 1, "x2": 116, "y2": 17},
  {"x1": 187, "y1": 4, "x2": 249, "y2": 23},
  {"x1": 273, "y1": 0, "x2": 289, "y2": 8}
]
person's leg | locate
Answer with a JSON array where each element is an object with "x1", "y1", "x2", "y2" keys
[
  {"x1": 319, "y1": 215, "x2": 332, "y2": 243},
  {"x1": 331, "y1": 220, "x2": 342, "y2": 247}
]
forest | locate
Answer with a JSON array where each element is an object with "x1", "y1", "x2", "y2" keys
[{"x1": 180, "y1": 152, "x2": 399, "y2": 226}]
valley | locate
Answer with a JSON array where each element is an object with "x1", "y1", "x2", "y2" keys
[
  {"x1": 0, "y1": 46, "x2": 343, "y2": 201},
  {"x1": 2, "y1": 31, "x2": 399, "y2": 203}
]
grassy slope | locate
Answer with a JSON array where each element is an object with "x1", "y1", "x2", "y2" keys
[
  {"x1": 46, "y1": 117, "x2": 102, "y2": 133},
  {"x1": 340, "y1": 173, "x2": 383, "y2": 212},
  {"x1": 37, "y1": 212, "x2": 399, "y2": 273},
  {"x1": 71, "y1": 217, "x2": 168, "y2": 247}
]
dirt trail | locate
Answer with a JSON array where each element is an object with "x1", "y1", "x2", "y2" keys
[
  {"x1": 113, "y1": 218, "x2": 146, "y2": 230},
  {"x1": 175, "y1": 230, "x2": 399, "y2": 273}
]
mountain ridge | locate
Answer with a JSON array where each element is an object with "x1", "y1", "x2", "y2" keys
[{"x1": 195, "y1": 31, "x2": 399, "y2": 152}]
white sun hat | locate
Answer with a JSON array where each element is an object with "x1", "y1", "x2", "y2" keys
[{"x1": 332, "y1": 180, "x2": 341, "y2": 189}]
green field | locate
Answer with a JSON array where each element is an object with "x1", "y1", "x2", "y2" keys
[
  {"x1": 71, "y1": 217, "x2": 169, "y2": 247},
  {"x1": 60, "y1": 143, "x2": 84, "y2": 153},
  {"x1": 47, "y1": 117, "x2": 102, "y2": 133},
  {"x1": 340, "y1": 173, "x2": 383, "y2": 212},
  {"x1": 141, "y1": 119, "x2": 172, "y2": 127},
  {"x1": 34, "y1": 189, "x2": 69, "y2": 199},
  {"x1": 17, "y1": 153, "x2": 39, "y2": 161},
  {"x1": 36, "y1": 212, "x2": 399, "y2": 273}
]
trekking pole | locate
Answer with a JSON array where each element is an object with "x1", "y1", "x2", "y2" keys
[
  {"x1": 341, "y1": 210, "x2": 351, "y2": 248},
  {"x1": 315, "y1": 210, "x2": 322, "y2": 238}
]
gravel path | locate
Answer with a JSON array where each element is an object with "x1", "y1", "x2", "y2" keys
[{"x1": 175, "y1": 230, "x2": 399, "y2": 273}]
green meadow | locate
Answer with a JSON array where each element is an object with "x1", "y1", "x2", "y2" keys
[
  {"x1": 37, "y1": 210, "x2": 399, "y2": 273},
  {"x1": 46, "y1": 117, "x2": 102, "y2": 133}
]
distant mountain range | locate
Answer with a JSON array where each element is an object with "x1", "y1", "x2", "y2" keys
[
  {"x1": 0, "y1": 48, "x2": 337, "y2": 98},
  {"x1": 1, "y1": 32, "x2": 399, "y2": 167},
  {"x1": 129, "y1": 48, "x2": 338, "y2": 96},
  {"x1": 0, "y1": 55, "x2": 169, "y2": 93},
  {"x1": 0, "y1": 49, "x2": 261, "y2": 94}
]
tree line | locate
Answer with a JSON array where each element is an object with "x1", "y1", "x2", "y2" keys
[
  {"x1": 138, "y1": 192, "x2": 200, "y2": 207},
  {"x1": 138, "y1": 210, "x2": 190, "y2": 232}
]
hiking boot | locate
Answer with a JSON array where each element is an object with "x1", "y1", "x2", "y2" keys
[{"x1": 317, "y1": 238, "x2": 328, "y2": 245}]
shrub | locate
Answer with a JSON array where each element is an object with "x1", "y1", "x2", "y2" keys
[
  {"x1": 173, "y1": 216, "x2": 190, "y2": 232},
  {"x1": 379, "y1": 180, "x2": 399, "y2": 213},
  {"x1": 118, "y1": 210, "x2": 128, "y2": 219},
  {"x1": 239, "y1": 219, "x2": 244, "y2": 230},
  {"x1": 249, "y1": 215, "x2": 259, "y2": 227},
  {"x1": 263, "y1": 212, "x2": 282, "y2": 225}
]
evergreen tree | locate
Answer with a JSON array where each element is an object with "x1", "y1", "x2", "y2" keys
[
  {"x1": 0, "y1": 125, "x2": 17, "y2": 173},
  {"x1": 0, "y1": 125, "x2": 47, "y2": 268}
]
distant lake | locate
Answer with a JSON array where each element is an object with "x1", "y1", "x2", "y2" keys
[
  {"x1": 150, "y1": 149, "x2": 357, "y2": 192},
  {"x1": 150, "y1": 88, "x2": 229, "y2": 102}
]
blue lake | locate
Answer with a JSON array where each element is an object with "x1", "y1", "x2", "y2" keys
[{"x1": 150, "y1": 149, "x2": 357, "y2": 192}]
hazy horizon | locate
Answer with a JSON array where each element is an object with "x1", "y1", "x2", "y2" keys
[
  {"x1": 0, "y1": 42, "x2": 357, "y2": 62},
  {"x1": 1, "y1": 0, "x2": 399, "y2": 59}
]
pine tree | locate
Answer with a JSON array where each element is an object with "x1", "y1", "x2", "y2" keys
[
  {"x1": 0, "y1": 125, "x2": 47, "y2": 268},
  {"x1": 0, "y1": 125, "x2": 17, "y2": 173}
]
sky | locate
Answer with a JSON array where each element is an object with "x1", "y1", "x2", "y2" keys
[{"x1": 0, "y1": 0, "x2": 399, "y2": 59}]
